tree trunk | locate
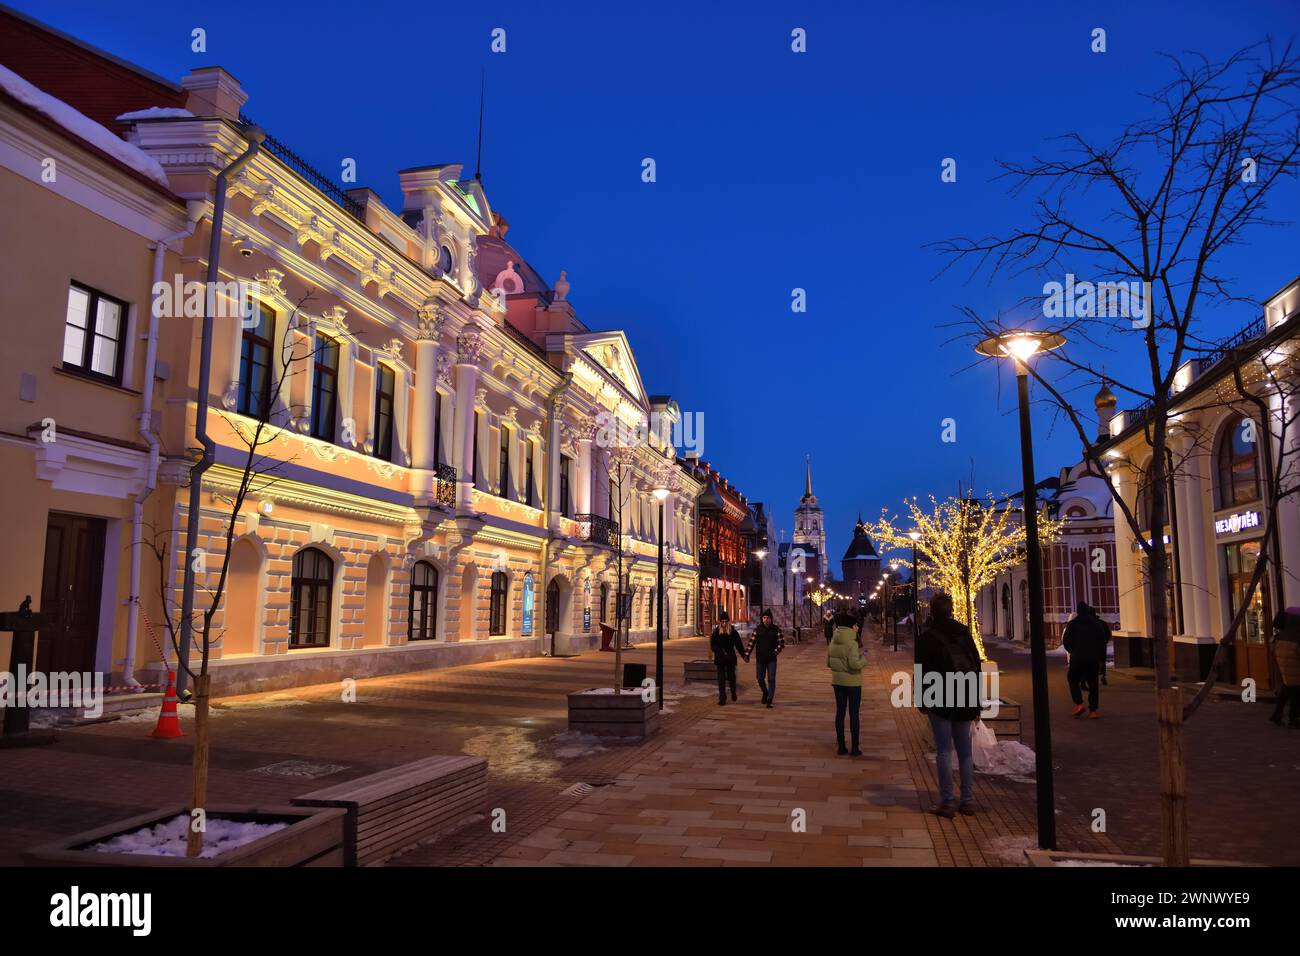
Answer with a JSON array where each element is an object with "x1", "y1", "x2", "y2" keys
[
  {"x1": 1156, "y1": 686, "x2": 1190, "y2": 865},
  {"x1": 186, "y1": 672, "x2": 212, "y2": 858}
]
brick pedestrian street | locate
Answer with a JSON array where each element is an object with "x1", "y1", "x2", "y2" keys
[{"x1": 0, "y1": 625, "x2": 1295, "y2": 866}]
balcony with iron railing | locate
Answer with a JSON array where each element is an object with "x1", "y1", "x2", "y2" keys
[
  {"x1": 575, "y1": 513, "x2": 620, "y2": 548},
  {"x1": 434, "y1": 463, "x2": 456, "y2": 508}
]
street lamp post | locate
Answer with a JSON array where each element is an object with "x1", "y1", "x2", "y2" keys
[
  {"x1": 976, "y1": 329, "x2": 1065, "y2": 851},
  {"x1": 908, "y1": 531, "x2": 921, "y2": 652},
  {"x1": 889, "y1": 560, "x2": 901, "y2": 650},
  {"x1": 653, "y1": 485, "x2": 670, "y2": 711}
]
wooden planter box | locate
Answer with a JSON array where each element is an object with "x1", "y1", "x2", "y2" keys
[
  {"x1": 23, "y1": 804, "x2": 346, "y2": 867},
  {"x1": 983, "y1": 697, "x2": 1021, "y2": 741},
  {"x1": 684, "y1": 660, "x2": 716, "y2": 683},
  {"x1": 568, "y1": 688, "x2": 661, "y2": 738}
]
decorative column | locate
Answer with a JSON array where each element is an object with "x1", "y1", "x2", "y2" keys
[
  {"x1": 548, "y1": 418, "x2": 567, "y2": 533},
  {"x1": 1108, "y1": 460, "x2": 1143, "y2": 635},
  {"x1": 452, "y1": 325, "x2": 483, "y2": 512},
  {"x1": 1170, "y1": 426, "x2": 1212, "y2": 638},
  {"x1": 409, "y1": 308, "x2": 443, "y2": 501},
  {"x1": 575, "y1": 419, "x2": 595, "y2": 515},
  {"x1": 1273, "y1": 390, "x2": 1300, "y2": 607}
]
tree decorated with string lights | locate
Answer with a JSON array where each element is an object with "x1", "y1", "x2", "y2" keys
[{"x1": 868, "y1": 494, "x2": 1063, "y2": 659}]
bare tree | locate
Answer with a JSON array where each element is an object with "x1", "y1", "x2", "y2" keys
[
  {"x1": 146, "y1": 291, "x2": 339, "y2": 856},
  {"x1": 936, "y1": 41, "x2": 1300, "y2": 864}
]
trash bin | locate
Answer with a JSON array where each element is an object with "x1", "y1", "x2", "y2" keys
[{"x1": 622, "y1": 663, "x2": 647, "y2": 689}]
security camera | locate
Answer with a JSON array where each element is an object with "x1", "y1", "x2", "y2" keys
[{"x1": 240, "y1": 247, "x2": 253, "y2": 258}]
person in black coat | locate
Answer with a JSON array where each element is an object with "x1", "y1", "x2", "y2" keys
[
  {"x1": 822, "y1": 608, "x2": 835, "y2": 645},
  {"x1": 1063, "y1": 601, "x2": 1109, "y2": 717},
  {"x1": 746, "y1": 608, "x2": 785, "y2": 707},
  {"x1": 710, "y1": 610, "x2": 748, "y2": 705},
  {"x1": 915, "y1": 593, "x2": 982, "y2": 817}
]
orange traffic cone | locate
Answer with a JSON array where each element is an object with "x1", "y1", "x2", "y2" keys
[{"x1": 151, "y1": 670, "x2": 185, "y2": 739}]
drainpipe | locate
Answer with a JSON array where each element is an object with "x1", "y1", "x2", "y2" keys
[
  {"x1": 538, "y1": 373, "x2": 573, "y2": 657},
  {"x1": 123, "y1": 203, "x2": 202, "y2": 688},
  {"x1": 176, "y1": 125, "x2": 264, "y2": 698}
]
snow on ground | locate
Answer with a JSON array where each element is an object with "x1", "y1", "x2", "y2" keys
[
  {"x1": 214, "y1": 696, "x2": 309, "y2": 710},
  {"x1": 664, "y1": 682, "x2": 718, "y2": 700},
  {"x1": 987, "y1": 834, "x2": 1038, "y2": 864},
  {"x1": 971, "y1": 720, "x2": 1037, "y2": 781},
  {"x1": 546, "y1": 730, "x2": 608, "y2": 759},
  {"x1": 1055, "y1": 859, "x2": 1151, "y2": 867},
  {"x1": 90, "y1": 813, "x2": 288, "y2": 858},
  {"x1": 0, "y1": 64, "x2": 170, "y2": 187}
]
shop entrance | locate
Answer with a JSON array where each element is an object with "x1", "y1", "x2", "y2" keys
[{"x1": 1225, "y1": 539, "x2": 1273, "y2": 687}]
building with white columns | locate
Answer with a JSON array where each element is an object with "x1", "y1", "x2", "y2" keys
[{"x1": 1098, "y1": 275, "x2": 1300, "y2": 688}]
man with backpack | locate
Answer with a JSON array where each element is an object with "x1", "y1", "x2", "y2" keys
[
  {"x1": 1062, "y1": 601, "x2": 1109, "y2": 718},
  {"x1": 916, "y1": 592, "x2": 982, "y2": 817}
]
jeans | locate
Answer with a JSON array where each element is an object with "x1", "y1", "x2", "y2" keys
[
  {"x1": 1068, "y1": 659, "x2": 1100, "y2": 711},
  {"x1": 928, "y1": 713, "x2": 974, "y2": 805},
  {"x1": 716, "y1": 661, "x2": 737, "y2": 702},
  {"x1": 756, "y1": 658, "x2": 777, "y2": 702},
  {"x1": 833, "y1": 684, "x2": 861, "y2": 749}
]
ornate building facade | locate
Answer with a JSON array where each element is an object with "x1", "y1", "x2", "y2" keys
[{"x1": 0, "y1": 13, "x2": 703, "y2": 695}]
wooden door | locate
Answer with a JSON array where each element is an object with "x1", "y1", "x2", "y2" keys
[{"x1": 37, "y1": 513, "x2": 106, "y2": 674}]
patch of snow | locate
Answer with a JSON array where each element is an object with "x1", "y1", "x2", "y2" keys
[
  {"x1": 972, "y1": 720, "x2": 1037, "y2": 779},
  {"x1": 214, "y1": 696, "x2": 308, "y2": 710},
  {"x1": 0, "y1": 64, "x2": 170, "y2": 188},
  {"x1": 116, "y1": 107, "x2": 194, "y2": 121},
  {"x1": 89, "y1": 813, "x2": 288, "y2": 858},
  {"x1": 1055, "y1": 859, "x2": 1150, "y2": 867},
  {"x1": 547, "y1": 730, "x2": 608, "y2": 759},
  {"x1": 987, "y1": 834, "x2": 1038, "y2": 864},
  {"x1": 574, "y1": 687, "x2": 648, "y2": 696}
]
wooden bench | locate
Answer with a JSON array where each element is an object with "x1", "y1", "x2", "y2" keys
[{"x1": 292, "y1": 755, "x2": 486, "y2": 866}]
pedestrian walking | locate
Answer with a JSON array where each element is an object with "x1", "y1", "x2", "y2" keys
[
  {"x1": 822, "y1": 607, "x2": 835, "y2": 645},
  {"x1": 1270, "y1": 607, "x2": 1300, "y2": 728},
  {"x1": 1063, "y1": 601, "x2": 1109, "y2": 718},
  {"x1": 746, "y1": 608, "x2": 785, "y2": 707},
  {"x1": 710, "y1": 610, "x2": 747, "y2": 706},
  {"x1": 826, "y1": 611, "x2": 865, "y2": 755},
  {"x1": 916, "y1": 592, "x2": 982, "y2": 817}
]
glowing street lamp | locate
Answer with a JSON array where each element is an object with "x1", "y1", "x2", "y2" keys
[
  {"x1": 907, "y1": 530, "x2": 922, "y2": 653},
  {"x1": 975, "y1": 328, "x2": 1065, "y2": 850}
]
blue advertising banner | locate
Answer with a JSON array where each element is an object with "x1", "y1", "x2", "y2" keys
[{"x1": 522, "y1": 571, "x2": 534, "y2": 636}]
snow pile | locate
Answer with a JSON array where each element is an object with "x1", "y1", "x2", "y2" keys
[
  {"x1": 1056, "y1": 859, "x2": 1150, "y2": 867},
  {"x1": 547, "y1": 730, "x2": 608, "y2": 759},
  {"x1": 0, "y1": 64, "x2": 170, "y2": 187},
  {"x1": 987, "y1": 834, "x2": 1038, "y2": 864},
  {"x1": 971, "y1": 720, "x2": 1037, "y2": 780},
  {"x1": 89, "y1": 813, "x2": 287, "y2": 858},
  {"x1": 116, "y1": 107, "x2": 194, "y2": 121}
]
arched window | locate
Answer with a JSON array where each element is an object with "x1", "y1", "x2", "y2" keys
[
  {"x1": 489, "y1": 571, "x2": 508, "y2": 636},
  {"x1": 546, "y1": 579, "x2": 560, "y2": 634},
  {"x1": 409, "y1": 561, "x2": 439, "y2": 641},
  {"x1": 1218, "y1": 416, "x2": 1261, "y2": 507},
  {"x1": 290, "y1": 548, "x2": 333, "y2": 648},
  {"x1": 1065, "y1": 505, "x2": 1086, "y2": 519}
]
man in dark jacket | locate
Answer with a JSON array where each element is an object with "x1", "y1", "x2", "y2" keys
[
  {"x1": 1270, "y1": 608, "x2": 1300, "y2": 728},
  {"x1": 916, "y1": 593, "x2": 982, "y2": 817},
  {"x1": 822, "y1": 608, "x2": 835, "y2": 645},
  {"x1": 710, "y1": 610, "x2": 747, "y2": 705},
  {"x1": 1063, "y1": 602, "x2": 1109, "y2": 718},
  {"x1": 746, "y1": 608, "x2": 785, "y2": 708}
]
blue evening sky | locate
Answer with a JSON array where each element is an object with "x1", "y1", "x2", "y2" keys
[{"x1": 16, "y1": 0, "x2": 1300, "y2": 564}]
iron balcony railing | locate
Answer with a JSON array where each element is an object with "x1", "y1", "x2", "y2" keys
[
  {"x1": 576, "y1": 513, "x2": 620, "y2": 548},
  {"x1": 434, "y1": 463, "x2": 456, "y2": 508},
  {"x1": 240, "y1": 113, "x2": 367, "y2": 222}
]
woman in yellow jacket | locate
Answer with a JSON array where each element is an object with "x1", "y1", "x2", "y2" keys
[{"x1": 826, "y1": 611, "x2": 866, "y2": 755}]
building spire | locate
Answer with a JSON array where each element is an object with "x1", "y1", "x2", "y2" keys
[
  {"x1": 474, "y1": 67, "x2": 485, "y2": 182},
  {"x1": 805, "y1": 454, "x2": 812, "y2": 498}
]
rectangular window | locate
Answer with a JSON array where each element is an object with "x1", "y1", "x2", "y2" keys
[
  {"x1": 559, "y1": 455, "x2": 571, "y2": 517},
  {"x1": 63, "y1": 283, "x2": 127, "y2": 383},
  {"x1": 433, "y1": 391, "x2": 443, "y2": 467},
  {"x1": 472, "y1": 411, "x2": 480, "y2": 484},
  {"x1": 373, "y1": 364, "x2": 395, "y2": 461},
  {"x1": 238, "y1": 302, "x2": 275, "y2": 419},
  {"x1": 310, "y1": 335, "x2": 339, "y2": 441},
  {"x1": 525, "y1": 441, "x2": 536, "y2": 506},
  {"x1": 499, "y1": 427, "x2": 511, "y2": 498}
]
